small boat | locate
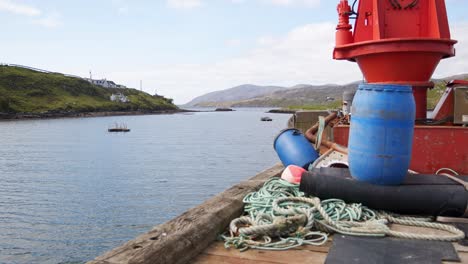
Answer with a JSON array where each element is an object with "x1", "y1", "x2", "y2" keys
[
  {"x1": 261, "y1": 117, "x2": 273, "y2": 121},
  {"x1": 108, "y1": 123, "x2": 130, "y2": 132}
]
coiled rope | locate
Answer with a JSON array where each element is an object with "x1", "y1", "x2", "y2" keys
[{"x1": 222, "y1": 178, "x2": 465, "y2": 251}]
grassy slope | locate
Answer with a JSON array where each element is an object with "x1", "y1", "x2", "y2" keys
[
  {"x1": 0, "y1": 66, "x2": 177, "y2": 114},
  {"x1": 287, "y1": 100, "x2": 342, "y2": 111},
  {"x1": 427, "y1": 81, "x2": 450, "y2": 110}
]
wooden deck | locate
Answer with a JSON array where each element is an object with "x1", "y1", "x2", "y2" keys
[
  {"x1": 193, "y1": 241, "x2": 329, "y2": 264},
  {"x1": 193, "y1": 224, "x2": 468, "y2": 264},
  {"x1": 193, "y1": 241, "x2": 468, "y2": 264}
]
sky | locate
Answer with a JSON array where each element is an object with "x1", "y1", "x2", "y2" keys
[{"x1": 0, "y1": 0, "x2": 467, "y2": 104}]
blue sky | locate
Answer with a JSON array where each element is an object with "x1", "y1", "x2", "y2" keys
[{"x1": 0, "y1": 0, "x2": 467, "y2": 103}]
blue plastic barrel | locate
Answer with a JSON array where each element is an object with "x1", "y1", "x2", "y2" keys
[
  {"x1": 349, "y1": 84, "x2": 415, "y2": 185},
  {"x1": 274, "y1": 129, "x2": 319, "y2": 169}
]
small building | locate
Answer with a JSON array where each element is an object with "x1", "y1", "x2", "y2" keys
[
  {"x1": 110, "y1": 93, "x2": 129, "y2": 103},
  {"x1": 86, "y1": 78, "x2": 119, "y2": 88}
]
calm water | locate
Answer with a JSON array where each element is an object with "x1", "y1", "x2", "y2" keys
[{"x1": 0, "y1": 109, "x2": 291, "y2": 264}]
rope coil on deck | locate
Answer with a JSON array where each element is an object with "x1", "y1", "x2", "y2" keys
[{"x1": 222, "y1": 178, "x2": 465, "y2": 251}]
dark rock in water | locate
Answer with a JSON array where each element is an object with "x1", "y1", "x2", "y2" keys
[
  {"x1": 215, "y1": 108, "x2": 235, "y2": 112},
  {"x1": 267, "y1": 109, "x2": 296, "y2": 114}
]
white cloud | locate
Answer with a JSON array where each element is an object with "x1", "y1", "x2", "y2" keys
[
  {"x1": 111, "y1": 0, "x2": 129, "y2": 15},
  {"x1": 0, "y1": 0, "x2": 63, "y2": 28},
  {"x1": 257, "y1": 36, "x2": 276, "y2": 46},
  {"x1": 0, "y1": 0, "x2": 41, "y2": 16},
  {"x1": 108, "y1": 22, "x2": 468, "y2": 104},
  {"x1": 434, "y1": 22, "x2": 468, "y2": 78},
  {"x1": 226, "y1": 38, "x2": 242, "y2": 47},
  {"x1": 33, "y1": 13, "x2": 62, "y2": 28},
  {"x1": 109, "y1": 22, "x2": 361, "y2": 104},
  {"x1": 261, "y1": 0, "x2": 320, "y2": 7},
  {"x1": 167, "y1": 0, "x2": 202, "y2": 9},
  {"x1": 169, "y1": 0, "x2": 321, "y2": 8},
  {"x1": 118, "y1": 6, "x2": 129, "y2": 14}
]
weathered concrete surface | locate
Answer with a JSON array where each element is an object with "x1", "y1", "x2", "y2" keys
[
  {"x1": 88, "y1": 164, "x2": 284, "y2": 264},
  {"x1": 293, "y1": 110, "x2": 331, "y2": 135}
]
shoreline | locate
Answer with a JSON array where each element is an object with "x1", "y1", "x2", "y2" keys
[
  {"x1": 267, "y1": 109, "x2": 297, "y2": 114},
  {"x1": 0, "y1": 109, "x2": 197, "y2": 121}
]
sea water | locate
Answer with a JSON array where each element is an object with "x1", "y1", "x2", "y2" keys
[{"x1": 0, "y1": 109, "x2": 291, "y2": 264}]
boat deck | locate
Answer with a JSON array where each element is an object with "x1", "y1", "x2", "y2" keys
[
  {"x1": 193, "y1": 240, "x2": 329, "y2": 264},
  {"x1": 193, "y1": 224, "x2": 468, "y2": 264},
  {"x1": 88, "y1": 164, "x2": 468, "y2": 264}
]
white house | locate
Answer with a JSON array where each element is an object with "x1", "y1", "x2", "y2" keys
[
  {"x1": 110, "y1": 93, "x2": 129, "y2": 103},
  {"x1": 87, "y1": 78, "x2": 119, "y2": 88}
]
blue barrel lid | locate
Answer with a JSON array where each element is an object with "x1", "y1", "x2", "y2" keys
[
  {"x1": 273, "y1": 128, "x2": 301, "y2": 150},
  {"x1": 358, "y1": 83, "x2": 413, "y2": 93}
]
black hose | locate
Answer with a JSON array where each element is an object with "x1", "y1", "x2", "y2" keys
[
  {"x1": 415, "y1": 116, "x2": 454, "y2": 125},
  {"x1": 351, "y1": 0, "x2": 358, "y2": 15},
  {"x1": 300, "y1": 168, "x2": 468, "y2": 217}
]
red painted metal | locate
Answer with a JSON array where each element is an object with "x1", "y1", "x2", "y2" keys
[
  {"x1": 333, "y1": 125, "x2": 468, "y2": 174},
  {"x1": 329, "y1": 0, "x2": 466, "y2": 176},
  {"x1": 431, "y1": 87, "x2": 454, "y2": 121},
  {"x1": 447, "y1": 80, "x2": 468, "y2": 87},
  {"x1": 336, "y1": 0, "x2": 354, "y2": 46},
  {"x1": 433, "y1": 81, "x2": 468, "y2": 121},
  {"x1": 413, "y1": 84, "x2": 430, "y2": 120},
  {"x1": 333, "y1": 0, "x2": 457, "y2": 119}
]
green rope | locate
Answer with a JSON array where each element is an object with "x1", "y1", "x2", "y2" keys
[
  {"x1": 224, "y1": 178, "x2": 378, "y2": 250},
  {"x1": 243, "y1": 178, "x2": 375, "y2": 223},
  {"x1": 223, "y1": 177, "x2": 465, "y2": 251},
  {"x1": 243, "y1": 178, "x2": 304, "y2": 219}
]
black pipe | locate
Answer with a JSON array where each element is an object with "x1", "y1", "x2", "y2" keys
[{"x1": 300, "y1": 168, "x2": 468, "y2": 217}]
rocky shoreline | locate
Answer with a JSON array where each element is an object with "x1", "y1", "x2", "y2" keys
[
  {"x1": 267, "y1": 109, "x2": 297, "y2": 114},
  {"x1": 0, "y1": 109, "x2": 194, "y2": 121}
]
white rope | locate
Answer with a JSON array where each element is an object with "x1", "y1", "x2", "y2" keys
[{"x1": 223, "y1": 179, "x2": 466, "y2": 252}]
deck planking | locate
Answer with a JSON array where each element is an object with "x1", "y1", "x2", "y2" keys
[
  {"x1": 193, "y1": 241, "x2": 468, "y2": 264},
  {"x1": 193, "y1": 224, "x2": 468, "y2": 264},
  {"x1": 192, "y1": 242, "x2": 328, "y2": 264}
]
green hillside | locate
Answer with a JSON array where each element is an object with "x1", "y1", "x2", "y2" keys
[
  {"x1": 427, "y1": 82, "x2": 447, "y2": 110},
  {"x1": 0, "y1": 65, "x2": 177, "y2": 114}
]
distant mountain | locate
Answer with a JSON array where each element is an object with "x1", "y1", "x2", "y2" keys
[
  {"x1": 231, "y1": 82, "x2": 360, "y2": 107},
  {"x1": 185, "y1": 73, "x2": 468, "y2": 108},
  {"x1": 185, "y1": 82, "x2": 360, "y2": 108},
  {"x1": 184, "y1": 84, "x2": 286, "y2": 107},
  {"x1": 434, "y1": 73, "x2": 468, "y2": 82},
  {"x1": 289, "y1": 84, "x2": 311, "y2": 89}
]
